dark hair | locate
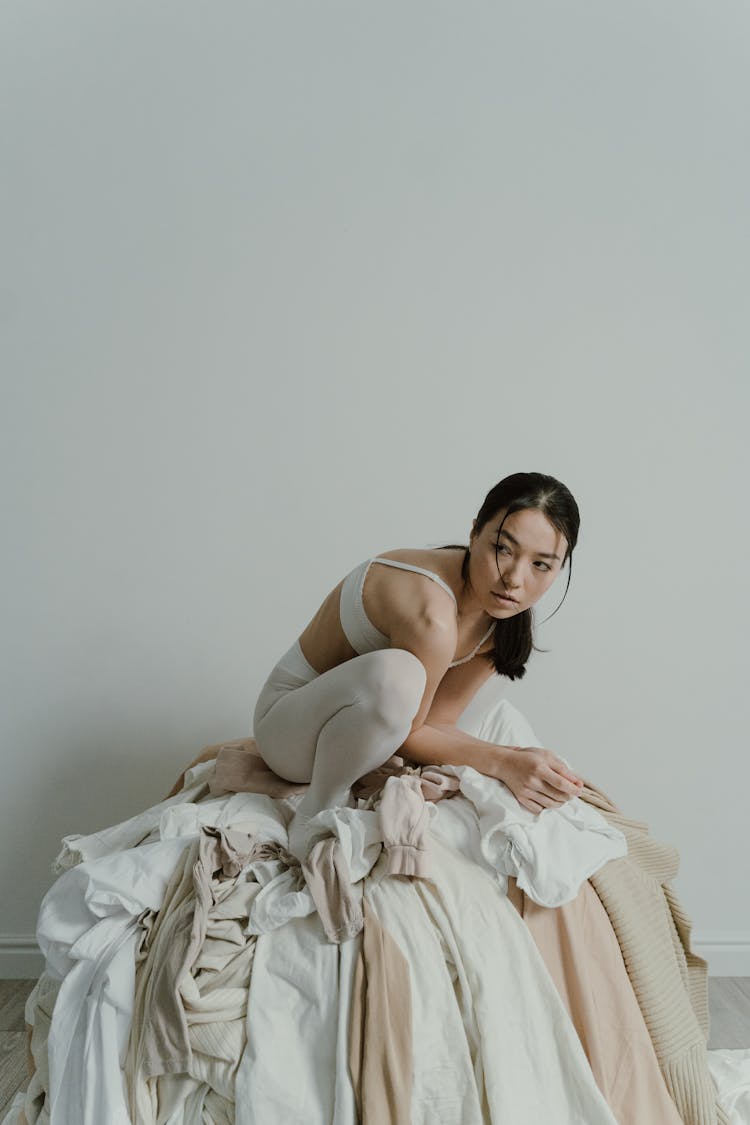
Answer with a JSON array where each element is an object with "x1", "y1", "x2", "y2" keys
[{"x1": 437, "y1": 472, "x2": 580, "y2": 681}]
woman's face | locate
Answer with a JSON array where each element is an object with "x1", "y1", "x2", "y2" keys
[{"x1": 469, "y1": 506, "x2": 568, "y2": 615}]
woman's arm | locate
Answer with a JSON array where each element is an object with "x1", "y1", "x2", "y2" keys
[
  {"x1": 399, "y1": 721, "x2": 584, "y2": 814},
  {"x1": 399, "y1": 721, "x2": 515, "y2": 774}
]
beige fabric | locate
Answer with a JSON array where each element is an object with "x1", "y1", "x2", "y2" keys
[
  {"x1": 349, "y1": 895, "x2": 413, "y2": 1125},
  {"x1": 127, "y1": 827, "x2": 257, "y2": 1077},
  {"x1": 345, "y1": 864, "x2": 701, "y2": 1125},
  {"x1": 20, "y1": 974, "x2": 62, "y2": 1125},
  {"x1": 208, "y1": 740, "x2": 308, "y2": 799},
  {"x1": 576, "y1": 776, "x2": 729, "y2": 1125},
  {"x1": 378, "y1": 773, "x2": 433, "y2": 877},
  {"x1": 346, "y1": 862, "x2": 685, "y2": 1125},
  {"x1": 123, "y1": 819, "x2": 371, "y2": 1118},
  {"x1": 129, "y1": 837, "x2": 201, "y2": 1086},
  {"x1": 506, "y1": 874, "x2": 684, "y2": 1124},
  {"x1": 302, "y1": 836, "x2": 365, "y2": 943},
  {"x1": 125, "y1": 826, "x2": 261, "y2": 1121}
]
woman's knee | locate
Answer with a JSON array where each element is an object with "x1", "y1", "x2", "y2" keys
[
  {"x1": 254, "y1": 718, "x2": 315, "y2": 784},
  {"x1": 358, "y1": 648, "x2": 427, "y2": 726},
  {"x1": 252, "y1": 690, "x2": 315, "y2": 783}
]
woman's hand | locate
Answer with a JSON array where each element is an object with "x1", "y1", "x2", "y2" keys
[{"x1": 484, "y1": 745, "x2": 584, "y2": 814}]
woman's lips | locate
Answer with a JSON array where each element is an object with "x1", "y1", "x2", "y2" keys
[{"x1": 493, "y1": 592, "x2": 517, "y2": 604}]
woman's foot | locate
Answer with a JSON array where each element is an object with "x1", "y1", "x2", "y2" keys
[
  {"x1": 286, "y1": 789, "x2": 356, "y2": 863},
  {"x1": 287, "y1": 810, "x2": 318, "y2": 863},
  {"x1": 288, "y1": 807, "x2": 344, "y2": 864}
]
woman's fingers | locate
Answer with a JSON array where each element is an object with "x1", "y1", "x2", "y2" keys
[
  {"x1": 550, "y1": 762, "x2": 584, "y2": 793},
  {"x1": 528, "y1": 773, "x2": 583, "y2": 809},
  {"x1": 546, "y1": 771, "x2": 583, "y2": 798},
  {"x1": 521, "y1": 796, "x2": 546, "y2": 814},
  {"x1": 522, "y1": 786, "x2": 564, "y2": 810},
  {"x1": 510, "y1": 747, "x2": 585, "y2": 813},
  {"x1": 519, "y1": 747, "x2": 584, "y2": 794}
]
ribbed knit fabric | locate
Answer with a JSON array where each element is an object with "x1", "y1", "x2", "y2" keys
[{"x1": 579, "y1": 778, "x2": 729, "y2": 1125}]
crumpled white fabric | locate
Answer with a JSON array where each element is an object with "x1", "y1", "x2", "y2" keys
[
  {"x1": 235, "y1": 907, "x2": 361, "y2": 1125},
  {"x1": 36, "y1": 836, "x2": 197, "y2": 1125},
  {"x1": 34, "y1": 772, "x2": 426, "y2": 1125},
  {"x1": 436, "y1": 762, "x2": 628, "y2": 907},
  {"x1": 28, "y1": 694, "x2": 647, "y2": 1125},
  {"x1": 707, "y1": 1048, "x2": 750, "y2": 1125},
  {"x1": 364, "y1": 834, "x2": 621, "y2": 1125}
]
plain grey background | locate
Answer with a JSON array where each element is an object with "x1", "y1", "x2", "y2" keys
[{"x1": 1, "y1": 0, "x2": 748, "y2": 975}]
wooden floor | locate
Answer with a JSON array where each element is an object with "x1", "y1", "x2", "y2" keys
[{"x1": 1, "y1": 977, "x2": 749, "y2": 1118}]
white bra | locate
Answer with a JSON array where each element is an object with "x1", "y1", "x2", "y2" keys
[{"x1": 339, "y1": 556, "x2": 496, "y2": 668}]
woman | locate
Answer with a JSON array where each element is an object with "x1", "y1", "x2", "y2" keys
[
  {"x1": 247, "y1": 473, "x2": 697, "y2": 1123},
  {"x1": 253, "y1": 470, "x2": 586, "y2": 862}
]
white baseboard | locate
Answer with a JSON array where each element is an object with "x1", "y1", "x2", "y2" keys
[
  {"x1": 0, "y1": 936, "x2": 45, "y2": 979},
  {"x1": 2, "y1": 932, "x2": 750, "y2": 980}
]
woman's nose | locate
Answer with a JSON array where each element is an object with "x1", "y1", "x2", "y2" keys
[{"x1": 502, "y1": 563, "x2": 522, "y2": 590}]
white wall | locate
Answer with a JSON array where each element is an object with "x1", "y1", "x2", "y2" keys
[{"x1": 2, "y1": 0, "x2": 748, "y2": 977}]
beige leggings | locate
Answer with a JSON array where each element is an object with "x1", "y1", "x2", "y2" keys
[{"x1": 252, "y1": 640, "x2": 427, "y2": 859}]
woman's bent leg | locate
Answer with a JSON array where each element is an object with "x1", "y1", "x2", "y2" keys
[{"x1": 253, "y1": 648, "x2": 427, "y2": 861}]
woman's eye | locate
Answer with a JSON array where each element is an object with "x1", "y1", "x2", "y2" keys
[{"x1": 495, "y1": 543, "x2": 550, "y2": 570}]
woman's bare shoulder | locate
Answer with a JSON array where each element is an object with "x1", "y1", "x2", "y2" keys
[
  {"x1": 369, "y1": 547, "x2": 459, "y2": 600},
  {"x1": 363, "y1": 548, "x2": 462, "y2": 646}
]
